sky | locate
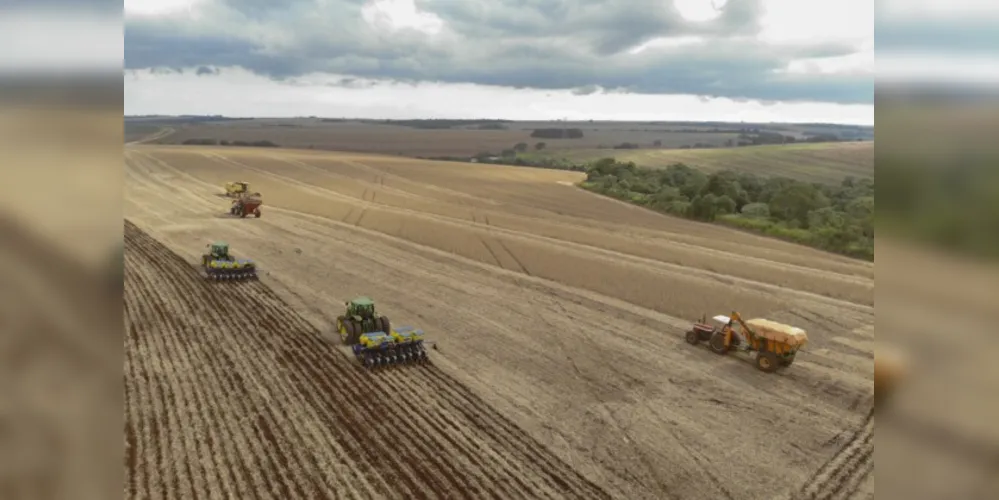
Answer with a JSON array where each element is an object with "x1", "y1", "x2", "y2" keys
[{"x1": 38, "y1": 0, "x2": 993, "y2": 125}]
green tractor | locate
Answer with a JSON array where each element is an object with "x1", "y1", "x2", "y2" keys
[
  {"x1": 336, "y1": 296, "x2": 390, "y2": 344},
  {"x1": 201, "y1": 241, "x2": 257, "y2": 280},
  {"x1": 336, "y1": 296, "x2": 430, "y2": 368}
]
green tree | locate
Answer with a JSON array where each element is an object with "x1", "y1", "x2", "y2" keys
[
  {"x1": 690, "y1": 194, "x2": 719, "y2": 221},
  {"x1": 714, "y1": 195, "x2": 737, "y2": 215},
  {"x1": 741, "y1": 202, "x2": 770, "y2": 218},
  {"x1": 513, "y1": 142, "x2": 529, "y2": 153},
  {"x1": 769, "y1": 183, "x2": 830, "y2": 227},
  {"x1": 534, "y1": 142, "x2": 546, "y2": 150}
]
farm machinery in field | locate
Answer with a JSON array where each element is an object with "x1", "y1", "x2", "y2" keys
[
  {"x1": 224, "y1": 181, "x2": 249, "y2": 198},
  {"x1": 336, "y1": 296, "x2": 432, "y2": 369},
  {"x1": 230, "y1": 192, "x2": 262, "y2": 218},
  {"x1": 686, "y1": 311, "x2": 808, "y2": 372},
  {"x1": 201, "y1": 242, "x2": 258, "y2": 280}
]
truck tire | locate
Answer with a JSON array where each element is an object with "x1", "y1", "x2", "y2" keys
[
  {"x1": 685, "y1": 330, "x2": 700, "y2": 345},
  {"x1": 756, "y1": 351, "x2": 779, "y2": 373},
  {"x1": 709, "y1": 332, "x2": 730, "y2": 354}
]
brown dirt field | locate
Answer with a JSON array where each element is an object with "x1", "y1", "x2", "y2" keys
[
  {"x1": 154, "y1": 119, "x2": 745, "y2": 156},
  {"x1": 124, "y1": 220, "x2": 609, "y2": 499},
  {"x1": 125, "y1": 144, "x2": 875, "y2": 500}
]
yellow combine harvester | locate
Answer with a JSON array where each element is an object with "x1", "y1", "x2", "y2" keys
[
  {"x1": 686, "y1": 311, "x2": 808, "y2": 372},
  {"x1": 224, "y1": 181, "x2": 249, "y2": 198}
]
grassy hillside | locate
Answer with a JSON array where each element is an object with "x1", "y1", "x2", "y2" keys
[{"x1": 532, "y1": 141, "x2": 874, "y2": 185}]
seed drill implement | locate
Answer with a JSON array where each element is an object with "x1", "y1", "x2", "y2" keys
[
  {"x1": 336, "y1": 296, "x2": 431, "y2": 369},
  {"x1": 201, "y1": 242, "x2": 258, "y2": 280}
]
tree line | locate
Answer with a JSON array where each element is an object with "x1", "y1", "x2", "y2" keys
[
  {"x1": 581, "y1": 158, "x2": 874, "y2": 260},
  {"x1": 180, "y1": 138, "x2": 280, "y2": 147}
]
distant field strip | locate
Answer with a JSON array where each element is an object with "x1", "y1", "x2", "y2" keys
[{"x1": 555, "y1": 142, "x2": 874, "y2": 184}]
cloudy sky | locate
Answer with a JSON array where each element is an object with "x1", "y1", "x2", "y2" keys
[{"x1": 119, "y1": 0, "x2": 882, "y2": 123}]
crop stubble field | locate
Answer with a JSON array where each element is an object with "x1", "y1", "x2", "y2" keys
[
  {"x1": 124, "y1": 144, "x2": 875, "y2": 499},
  {"x1": 546, "y1": 141, "x2": 875, "y2": 185}
]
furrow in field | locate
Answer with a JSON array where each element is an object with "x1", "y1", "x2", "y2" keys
[
  {"x1": 125, "y1": 218, "x2": 615, "y2": 499},
  {"x1": 126, "y1": 222, "x2": 381, "y2": 499},
  {"x1": 418, "y1": 366, "x2": 612, "y2": 499},
  {"x1": 127, "y1": 261, "x2": 213, "y2": 500},
  {"x1": 244, "y1": 289, "x2": 499, "y2": 499},
  {"x1": 126, "y1": 229, "x2": 262, "y2": 499},
  {"x1": 793, "y1": 409, "x2": 873, "y2": 500},
  {"x1": 129, "y1": 223, "x2": 452, "y2": 499}
]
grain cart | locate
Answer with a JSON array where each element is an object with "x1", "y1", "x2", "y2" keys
[
  {"x1": 336, "y1": 296, "x2": 430, "y2": 368},
  {"x1": 224, "y1": 181, "x2": 249, "y2": 198},
  {"x1": 230, "y1": 192, "x2": 262, "y2": 218},
  {"x1": 201, "y1": 242, "x2": 258, "y2": 280},
  {"x1": 686, "y1": 311, "x2": 807, "y2": 372}
]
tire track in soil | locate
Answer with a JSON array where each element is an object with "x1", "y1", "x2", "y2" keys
[
  {"x1": 128, "y1": 223, "x2": 462, "y2": 500},
  {"x1": 124, "y1": 219, "x2": 613, "y2": 500},
  {"x1": 127, "y1": 224, "x2": 383, "y2": 499},
  {"x1": 125, "y1": 265, "x2": 205, "y2": 500},
  {"x1": 126, "y1": 233, "x2": 270, "y2": 500},
  {"x1": 252, "y1": 303, "x2": 493, "y2": 499},
  {"x1": 418, "y1": 366, "x2": 613, "y2": 499},
  {"x1": 128, "y1": 230, "x2": 321, "y2": 499},
  {"x1": 792, "y1": 408, "x2": 873, "y2": 500},
  {"x1": 126, "y1": 251, "x2": 233, "y2": 500}
]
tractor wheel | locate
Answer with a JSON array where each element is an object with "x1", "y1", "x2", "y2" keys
[
  {"x1": 254, "y1": 209, "x2": 261, "y2": 218},
  {"x1": 756, "y1": 351, "x2": 780, "y2": 373},
  {"x1": 781, "y1": 355, "x2": 796, "y2": 367},
  {"x1": 240, "y1": 210, "x2": 247, "y2": 218},
  {"x1": 349, "y1": 320, "x2": 364, "y2": 344},
  {"x1": 344, "y1": 321, "x2": 359, "y2": 345},
  {"x1": 378, "y1": 316, "x2": 391, "y2": 334},
  {"x1": 336, "y1": 316, "x2": 349, "y2": 344},
  {"x1": 709, "y1": 332, "x2": 730, "y2": 354},
  {"x1": 685, "y1": 330, "x2": 700, "y2": 345}
]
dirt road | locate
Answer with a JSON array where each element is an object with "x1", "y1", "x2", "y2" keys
[{"x1": 124, "y1": 145, "x2": 874, "y2": 499}]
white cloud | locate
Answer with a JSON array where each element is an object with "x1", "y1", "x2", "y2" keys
[
  {"x1": 672, "y1": 0, "x2": 726, "y2": 22},
  {"x1": 759, "y1": 0, "x2": 871, "y2": 46},
  {"x1": 124, "y1": 0, "x2": 205, "y2": 17},
  {"x1": 361, "y1": 0, "x2": 445, "y2": 35},
  {"x1": 125, "y1": 67, "x2": 873, "y2": 125}
]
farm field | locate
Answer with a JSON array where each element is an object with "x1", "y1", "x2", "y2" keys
[
  {"x1": 124, "y1": 144, "x2": 875, "y2": 499},
  {"x1": 538, "y1": 141, "x2": 874, "y2": 185},
  {"x1": 133, "y1": 117, "x2": 873, "y2": 158}
]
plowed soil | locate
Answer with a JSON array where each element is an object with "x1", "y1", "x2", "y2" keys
[{"x1": 124, "y1": 145, "x2": 875, "y2": 500}]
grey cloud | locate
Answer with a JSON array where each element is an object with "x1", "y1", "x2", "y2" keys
[
  {"x1": 124, "y1": 0, "x2": 872, "y2": 104},
  {"x1": 571, "y1": 84, "x2": 601, "y2": 95}
]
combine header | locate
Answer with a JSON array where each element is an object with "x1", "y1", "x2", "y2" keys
[
  {"x1": 224, "y1": 181, "x2": 249, "y2": 198},
  {"x1": 336, "y1": 296, "x2": 431, "y2": 369},
  {"x1": 201, "y1": 242, "x2": 258, "y2": 280},
  {"x1": 686, "y1": 311, "x2": 807, "y2": 372}
]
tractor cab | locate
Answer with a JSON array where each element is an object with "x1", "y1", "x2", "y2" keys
[
  {"x1": 208, "y1": 242, "x2": 232, "y2": 261},
  {"x1": 346, "y1": 296, "x2": 376, "y2": 320}
]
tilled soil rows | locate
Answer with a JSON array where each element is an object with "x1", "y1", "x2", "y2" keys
[
  {"x1": 123, "y1": 220, "x2": 610, "y2": 500},
  {"x1": 124, "y1": 145, "x2": 875, "y2": 500}
]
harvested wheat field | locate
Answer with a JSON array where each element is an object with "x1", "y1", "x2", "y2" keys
[{"x1": 124, "y1": 144, "x2": 875, "y2": 500}]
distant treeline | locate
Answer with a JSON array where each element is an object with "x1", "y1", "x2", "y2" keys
[
  {"x1": 530, "y1": 128, "x2": 585, "y2": 139},
  {"x1": 180, "y1": 138, "x2": 280, "y2": 147},
  {"x1": 126, "y1": 115, "x2": 254, "y2": 124},
  {"x1": 421, "y1": 148, "x2": 587, "y2": 172},
  {"x1": 319, "y1": 118, "x2": 512, "y2": 129},
  {"x1": 581, "y1": 158, "x2": 874, "y2": 260}
]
